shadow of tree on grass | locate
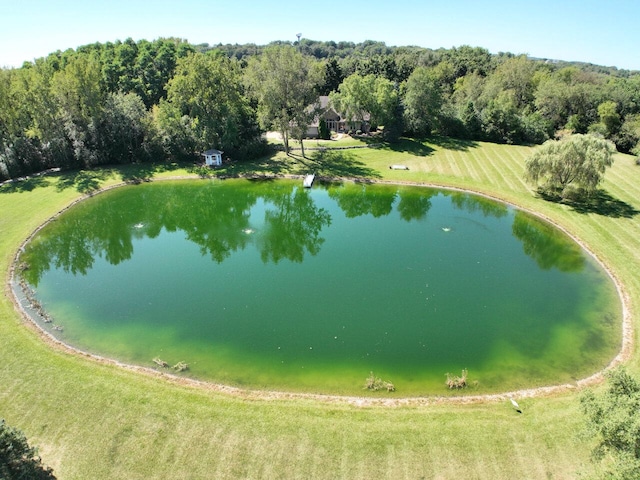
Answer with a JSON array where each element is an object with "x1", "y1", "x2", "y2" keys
[
  {"x1": 539, "y1": 189, "x2": 639, "y2": 218},
  {"x1": 56, "y1": 169, "x2": 114, "y2": 194},
  {"x1": 426, "y1": 136, "x2": 479, "y2": 151},
  {"x1": 292, "y1": 150, "x2": 382, "y2": 180},
  {"x1": 383, "y1": 138, "x2": 435, "y2": 156},
  {"x1": 377, "y1": 136, "x2": 479, "y2": 156},
  {"x1": 194, "y1": 154, "x2": 293, "y2": 178},
  {"x1": 56, "y1": 162, "x2": 187, "y2": 193},
  {"x1": 0, "y1": 176, "x2": 50, "y2": 194},
  {"x1": 118, "y1": 162, "x2": 183, "y2": 184}
]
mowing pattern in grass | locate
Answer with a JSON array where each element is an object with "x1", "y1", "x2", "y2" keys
[{"x1": 1, "y1": 138, "x2": 638, "y2": 479}]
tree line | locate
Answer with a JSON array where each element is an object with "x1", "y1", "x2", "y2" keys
[{"x1": 1, "y1": 37, "x2": 639, "y2": 181}]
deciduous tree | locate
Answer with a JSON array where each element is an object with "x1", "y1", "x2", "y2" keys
[
  {"x1": 51, "y1": 52, "x2": 105, "y2": 167},
  {"x1": 615, "y1": 114, "x2": 640, "y2": 154},
  {"x1": 244, "y1": 45, "x2": 324, "y2": 155},
  {"x1": 159, "y1": 51, "x2": 257, "y2": 159},
  {"x1": 403, "y1": 66, "x2": 445, "y2": 136},
  {"x1": 98, "y1": 92, "x2": 153, "y2": 163},
  {"x1": 596, "y1": 100, "x2": 621, "y2": 136},
  {"x1": 525, "y1": 133, "x2": 615, "y2": 198},
  {"x1": 330, "y1": 73, "x2": 399, "y2": 137}
]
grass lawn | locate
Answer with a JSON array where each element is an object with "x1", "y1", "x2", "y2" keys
[{"x1": 1, "y1": 137, "x2": 638, "y2": 479}]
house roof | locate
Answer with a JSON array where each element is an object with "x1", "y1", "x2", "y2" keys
[
  {"x1": 309, "y1": 96, "x2": 370, "y2": 127},
  {"x1": 319, "y1": 95, "x2": 331, "y2": 109}
]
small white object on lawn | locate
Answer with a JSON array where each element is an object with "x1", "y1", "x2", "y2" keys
[{"x1": 509, "y1": 397, "x2": 522, "y2": 412}]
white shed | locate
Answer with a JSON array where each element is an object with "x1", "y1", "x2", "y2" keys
[{"x1": 202, "y1": 149, "x2": 223, "y2": 166}]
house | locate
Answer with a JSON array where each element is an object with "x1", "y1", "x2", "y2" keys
[
  {"x1": 202, "y1": 149, "x2": 223, "y2": 167},
  {"x1": 306, "y1": 96, "x2": 370, "y2": 138}
]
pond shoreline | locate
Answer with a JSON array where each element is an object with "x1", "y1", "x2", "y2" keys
[{"x1": 8, "y1": 173, "x2": 633, "y2": 407}]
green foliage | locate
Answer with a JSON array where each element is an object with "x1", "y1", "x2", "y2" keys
[
  {"x1": 458, "y1": 101, "x2": 483, "y2": 139},
  {"x1": 244, "y1": 45, "x2": 324, "y2": 155},
  {"x1": 96, "y1": 38, "x2": 193, "y2": 106},
  {"x1": 153, "y1": 99, "x2": 198, "y2": 161},
  {"x1": 49, "y1": 52, "x2": 105, "y2": 168},
  {"x1": 318, "y1": 119, "x2": 331, "y2": 140},
  {"x1": 161, "y1": 52, "x2": 258, "y2": 158},
  {"x1": 329, "y1": 74, "x2": 375, "y2": 129},
  {"x1": 597, "y1": 101, "x2": 621, "y2": 136},
  {"x1": 441, "y1": 45, "x2": 495, "y2": 78},
  {"x1": 330, "y1": 73, "x2": 399, "y2": 132},
  {"x1": 0, "y1": 39, "x2": 203, "y2": 180},
  {"x1": 0, "y1": 419, "x2": 56, "y2": 479},
  {"x1": 98, "y1": 92, "x2": 155, "y2": 164},
  {"x1": 525, "y1": 134, "x2": 615, "y2": 198},
  {"x1": 581, "y1": 368, "x2": 640, "y2": 479},
  {"x1": 2, "y1": 36, "x2": 640, "y2": 181},
  {"x1": 383, "y1": 95, "x2": 404, "y2": 143},
  {"x1": 615, "y1": 114, "x2": 640, "y2": 154},
  {"x1": 491, "y1": 55, "x2": 539, "y2": 108},
  {"x1": 481, "y1": 91, "x2": 521, "y2": 144},
  {"x1": 520, "y1": 110, "x2": 551, "y2": 144},
  {"x1": 319, "y1": 58, "x2": 344, "y2": 95},
  {"x1": 403, "y1": 66, "x2": 445, "y2": 135},
  {"x1": 534, "y1": 68, "x2": 604, "y2": 134}
]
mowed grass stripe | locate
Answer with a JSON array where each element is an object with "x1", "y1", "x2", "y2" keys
[
  {"x1": 474, "y1": 145, "x2": 518, "y2": 191},
  {"x1": 493, "y1": 144, "x2": 529, "y2": 189},
  {"x1": 490, "y1": 146, "x2": 530, "y2": 192},
  {"x1": 440, "y1": 147, "x2": 464, "y2": 178},
  {"x1": 604, "y1": 158, "x2": 640, "y2": 203},
  {"x1": 460, "y1": 148, "x2": 486, "y2": 184},
  {"x1": 437, "y1": 146, "x2": 479, "y2": 183},
  {"x1": 467, "y1": 146, "x2": 498, "y2": 187},
  {"x1": 446, "y1": 143, "x2": 511, "y2": 193}
]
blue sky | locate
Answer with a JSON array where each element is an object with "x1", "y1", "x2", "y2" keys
[{"x1": 2, "y1": 0, "x2": 639, "y2": 70}]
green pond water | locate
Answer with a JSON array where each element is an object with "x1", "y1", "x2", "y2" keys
[{"x1": 19, "y1": 179, "x2": 621, "y2": 396}]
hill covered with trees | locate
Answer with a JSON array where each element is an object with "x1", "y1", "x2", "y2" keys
[{"x1": 1, "y1": 37, "x2": 639, "y2": 181}]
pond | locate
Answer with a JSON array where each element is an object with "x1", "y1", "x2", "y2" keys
[{"x1": 17, "y1": 179, "x2": 621, "y2": 396}]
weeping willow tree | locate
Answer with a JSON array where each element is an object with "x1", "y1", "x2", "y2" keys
[{"x1": 525, "y1": 133, "x2": 616, "y2": 199}]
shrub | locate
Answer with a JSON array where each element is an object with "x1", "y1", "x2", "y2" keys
[
  {"x1": 445, "y1": 369, "x2": 468, "y2": 389},
  {"x1": 318, "y1": 119, "x2": 331, "y2": 140},
  {"x1": 0, "y1": 419, "x2": 56, "y2": 479},
  {"x1": 581, "y1": 368, "x2": 640, "y2": 479},
  {"x1": 364, "y1": 372, "x2": 395, "y2": 392}
]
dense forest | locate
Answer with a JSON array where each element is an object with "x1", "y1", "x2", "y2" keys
[{"x1": 1, "y1": 37, "x2": 639, "y2": 181}]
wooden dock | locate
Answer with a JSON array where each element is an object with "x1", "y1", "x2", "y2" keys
[{"x1": 303, "y1": 174, "x2": 315, "y2": 188}]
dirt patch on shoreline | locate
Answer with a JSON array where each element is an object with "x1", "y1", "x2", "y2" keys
[{"x1": 7, "y1": 174, "x2": 634, "y2": 407}]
